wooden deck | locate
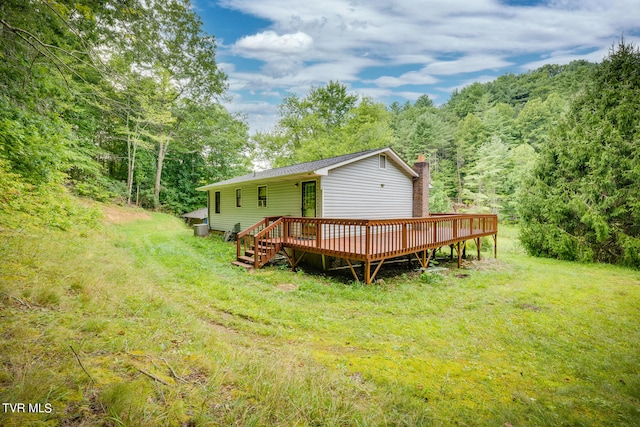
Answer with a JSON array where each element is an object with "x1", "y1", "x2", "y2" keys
[{"x1": 236, "y1": 214, "x2": 498, "y2": 284}]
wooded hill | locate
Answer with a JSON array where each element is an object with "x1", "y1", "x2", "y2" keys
[
  {"x1": 1, "y1": 1, "x2": 638, "y2": 267},
  {"x1": 254, "y1": 61, "x2": 597, "y2": 219}
]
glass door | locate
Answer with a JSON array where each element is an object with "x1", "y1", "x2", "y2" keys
[{"x1": 301, "y1": 181, "x2": 316, "y2": 217}]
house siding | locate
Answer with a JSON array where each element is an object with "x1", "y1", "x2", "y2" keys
[
  {"x1": 321, "y1": 154, "x2": 414, "y2": 219},
  {"x1": 208, "y1": 177, "x2": 320, "y2": 232}
]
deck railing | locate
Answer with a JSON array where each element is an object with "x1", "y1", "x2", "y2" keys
[
  {"x1": 237, "y1": 214, "x2": 498, "y2": 283},
  {"x1": 246, "y1": 214, "x2": 497, "y2": 262}
]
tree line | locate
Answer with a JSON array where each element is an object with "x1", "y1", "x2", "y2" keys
[{"x1": 254, "y1": 61, "x2": 597, "y2": 220}]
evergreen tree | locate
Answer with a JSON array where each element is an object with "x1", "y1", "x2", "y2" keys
[{"x1": 518, "y1": 41, "x2": 640, "y2": 267}]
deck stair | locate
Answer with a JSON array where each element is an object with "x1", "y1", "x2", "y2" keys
[{"x1": 233, "y1": 217, "x2": 285, "y2": 269}]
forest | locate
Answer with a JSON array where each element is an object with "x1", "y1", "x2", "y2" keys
[{"x1": 1, "y1": 0, "x2": 639, "y2": 267}]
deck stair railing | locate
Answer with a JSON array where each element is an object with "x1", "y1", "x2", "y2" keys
[{"x1": 235, "y1": 216, "x2": 282, "y2": 268}]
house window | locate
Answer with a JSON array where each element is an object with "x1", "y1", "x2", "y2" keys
[
  {"x1": 379, "y1": 154, "x2": 387, "y2": 169},
  {"x1": 235, "y1": 189, "x2": 242, "y2": 207},
  {"x1": 257, "y1": 185, "x2": 267, "y2": 208},
  {"x1": 214, "y1": 191, "x2": 221, "y2": 214}
]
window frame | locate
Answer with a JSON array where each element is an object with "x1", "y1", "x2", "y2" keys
[
  {"x1": 257, "y1": 185, "x2": 267, "y2": 208},
  {"x1": 214, "y1": 191, "x2": 221, "y2": 214},
  {"x1": 235, "y1": 188, "x2": 242, "y2": 208},
  {"x1": 379, "y1": 154, "x2": 387, "y2": 169}
]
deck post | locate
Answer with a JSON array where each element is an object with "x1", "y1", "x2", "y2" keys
[
  {"x1": 476, "y1": 237, "x2": 482, "y2": 260},
  {"x1": 432, "y1": 221, "x2": 437, "y2": 245},
  {"x1": 316, "y1": 220, "x2": 322, "y2": 248},
  {"x1": 457, "y1": 241, "x2": 467, "y2": 268},
  {"x1": 402, "y1": 223, "x2": 407, "y2": 250},
  {"x1": 364, "y1": 260, "x2": 371, "y2": 285},
  {"x1": 283, "y1": 219, "x2": 289, "y2": 245},
  {"x1": 493, "y1": 234, "x2": 497, "y2": 258},
  {"x1": 253, "y1": 235, "x2": 259, "y2": 268}
]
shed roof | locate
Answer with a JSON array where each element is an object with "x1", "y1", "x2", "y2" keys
[
  {"x1": 180, "y1": 207, "x2": 208, "y2": 219},
  {"x1": 197, "y1": 147, "x2": 418, "y2": 190}
]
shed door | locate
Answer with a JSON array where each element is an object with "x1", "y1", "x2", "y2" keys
[{"x1": 301, "y1": 181, "x2": 316, "y2": 217}]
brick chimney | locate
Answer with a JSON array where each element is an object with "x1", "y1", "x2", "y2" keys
[{"x1": 412, "y1": 154, "x2": 430, "y2": 217}]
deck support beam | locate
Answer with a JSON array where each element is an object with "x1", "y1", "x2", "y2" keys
[
  {"x1": 456, "y1": 240, "x2": 467, "y2": 268},
  {"x1": 369, "y1": 259, "x2": 385, "y2": 284},
  {"x1": 414, "y1": 248, "x2": 435, "y2": 269},
  {"x1": 364, "y1": 260, "x2": 371, "y2": 285},
  {"x1": 292, "y1": 251, "x2": 307, "y2": 269},
  {"x1": 493, "y1": 234, "x2": 497, "y2": 258},
  {"x1": 345, "y1": 258, "x2": 359, "y2": 283},
  {"x1": 287, "y1": 250, "x2": 307, "y2": 270}
]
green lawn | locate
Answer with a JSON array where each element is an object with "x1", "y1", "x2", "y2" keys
[{"x1": 1, "y1": 206, "x2": 639, "y2": 426}]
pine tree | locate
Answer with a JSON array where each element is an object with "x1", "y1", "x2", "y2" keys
[{"x1": 518, "y1": 40, "x2": 640, "y2": 267}]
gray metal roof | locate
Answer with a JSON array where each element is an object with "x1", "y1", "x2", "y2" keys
[
  {"x1": 198, "y1": 148, "x2": 413, "y2": 190},
  {"x1": 180, "y1": 207, "x2": 208, "y2": 219}
]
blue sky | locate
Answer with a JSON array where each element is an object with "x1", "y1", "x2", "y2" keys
[{"x1": 193, "y1": 0, "x2": 640, "y2": 134}]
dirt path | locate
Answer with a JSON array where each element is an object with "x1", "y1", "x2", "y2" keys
[{"x1": 102, "y1": 204, "x2": 152, "y2": 224}]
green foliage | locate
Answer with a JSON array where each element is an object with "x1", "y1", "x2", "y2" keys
[
  {"x1": 383, "y1": 60, "x2": 595, "y2": 215},
  {"x1": 255, "y1": 81, "x2": 391, "y2": 167},
  {"x1": 0, "y1": 158, "x2": 100, "y2": 231},
  {"x1": 518, "y1": 41, "x2": 640, "y2": 268},
  {"x1": 0, "y1": 95, "x2": 71, "y2": 185},
  {"x1": 0, "y1": 0, "x2": 244, "y2": 215}
]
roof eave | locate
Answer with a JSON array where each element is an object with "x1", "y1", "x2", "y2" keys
[
  {"x1": 314, "y1": 147, "x2": 419, "y2": 177},
  {"x1": 196, "y1": 171, "x2": 320, "y2": 191}
]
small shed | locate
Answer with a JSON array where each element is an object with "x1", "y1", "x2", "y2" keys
[{"x1": 180, "y1": 207, "x2": 208, "y2": 226}]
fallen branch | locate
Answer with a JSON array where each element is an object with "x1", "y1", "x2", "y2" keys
[
  {"x1": 159, "y1": 356, "x2": 186, "y2": 383},
  {"x1": 70, "y1": 346, "x2": 95, "y2": 384},
  {"x1": 136, "y1": 367, "x2": 170, "y2": 386},
  {"x1": 11, "y1": 295, "x2": 33, "y2": 309}
]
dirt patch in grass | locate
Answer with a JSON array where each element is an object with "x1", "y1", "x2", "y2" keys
[
  {"x1": 276, "y1": 283, "x2": 298, "y2": 292},
  {"x1": 102, "y1": 205, "x2": 152, "y2": 224}
]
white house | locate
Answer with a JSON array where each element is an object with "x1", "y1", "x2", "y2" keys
[{"x1": 196, "y1": 147, "x2": 430, "y2": 233}]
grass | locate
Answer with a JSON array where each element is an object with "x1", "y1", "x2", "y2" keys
[{"x1": 0, "y1": 203, "x2": 639, "y2": 426}]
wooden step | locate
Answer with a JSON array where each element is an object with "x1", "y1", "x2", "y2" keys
[
  {"x1": 247, "y1": 252, "x2": 268, "y2": 260},
  {"x1": 256, "y1": 242, "x2": 277, "y2": 250},
  {"x1": 232, "y1": 260, "x2": 254, "y2": 269},
  {"x1": 237, "y1": 255, "x2": 255, "y2": 265}
]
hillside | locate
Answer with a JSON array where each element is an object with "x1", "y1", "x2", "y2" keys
[{"x1": 1, "y1": 201, "x2": 639, "y2": 426}]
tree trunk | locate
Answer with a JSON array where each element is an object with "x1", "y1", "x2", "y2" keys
[
  {"x1": 126, "y1": 108, "x2": 138, "y2": 205},
  {"x1": 154, "y1": 138, "x2": 168, "y2": 210}
]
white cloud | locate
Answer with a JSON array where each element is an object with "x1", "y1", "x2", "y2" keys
[
  {"x1": 424, "y1": 56, "x2": 514, "y2": 76},
  {"x1": 234, "y1": 30, "x2": 313, "y2": 55},
  {"x1": 212, "y1": 0, "x2": 640, "y2": 133},
  {"x1": 370, "y1": 71, "x2": 439, "y2": 88},
  {"x1": 520, "y1": 49, "x2": 608, "y2": 71},
  {"x1": 223, "y1": 97, "x2": 279, "y2": 134}
]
